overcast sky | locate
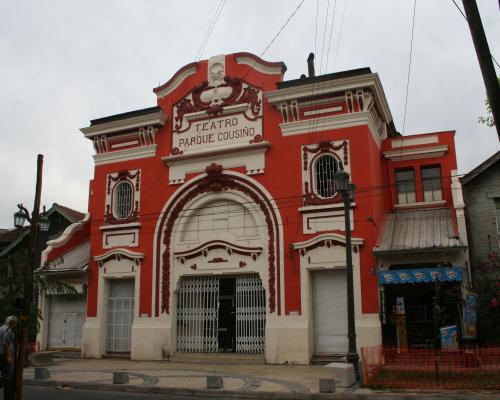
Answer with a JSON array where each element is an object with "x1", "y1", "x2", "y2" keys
[{"x1": 0, "y1": 0, "x2": 499, "y2": 228}]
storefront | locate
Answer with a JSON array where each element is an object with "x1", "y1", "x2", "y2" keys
[{"x1": 379, "y1": 267, "x2": 464, "y2": 348}]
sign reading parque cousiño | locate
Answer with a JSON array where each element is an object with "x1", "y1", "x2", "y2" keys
[{"x1": 173, "y1": 113, "x2": 262, "y2": 153}]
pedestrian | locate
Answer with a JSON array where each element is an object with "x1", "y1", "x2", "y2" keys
[{"x1": 0, "y1": 316, "x2": 17, "y2": 400}]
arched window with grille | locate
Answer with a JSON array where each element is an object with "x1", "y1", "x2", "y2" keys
[
  {"x1": 114, "y1": 181, "x2": 133, "y2": 219},
  {"x1": 314, "y1": 154, "x2": 340, "y2": 198}
]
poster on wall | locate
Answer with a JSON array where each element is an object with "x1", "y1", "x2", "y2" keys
[
  {"x1": 440, "y1": 325, "x2": 459, "y2": 351},
  {"x1": 463, "y1": 292, "x2": 478, "y2": 339}
]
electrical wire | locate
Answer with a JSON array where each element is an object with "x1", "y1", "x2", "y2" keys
[
  {"x1": 195, "y1": 0, "x2": 229, "y2": 61},
  {"x1": 402, "y1": 0, "x2": 417, "y2": 135},
  {"x1": 332, "y1": 0, "x2": 347, "y2": 72},
  {"x1": 318, "y1": 0, "x2": 331, "y2": 74},
  {"x1": 324, "y1": 0, "x2": 338, "y2": 74},
  {"x1": 92, "y1": 171, "x2": 466, "y2": 227},
  {"x1": 450, "y1": 0, "x2": 500, "y2": 69},
  {"x1": 259, "y1": 0, "x2": 307, "y2": 58}
]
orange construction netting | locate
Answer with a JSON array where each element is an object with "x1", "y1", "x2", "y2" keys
[{"x1": 361, "y1": 345, "x2": 500, "y2": 390}]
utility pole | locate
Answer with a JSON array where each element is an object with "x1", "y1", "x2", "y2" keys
[
  {"x1": 14, "y1": 154, "x2": 44, "y2": 400},
  {"x1": 462, "y1": 0, "x2": 500, "y2": 140}
]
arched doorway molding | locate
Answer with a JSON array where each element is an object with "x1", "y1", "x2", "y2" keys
[{"x1": 152, "y1": 164, "x2": 284, "y2": 317}]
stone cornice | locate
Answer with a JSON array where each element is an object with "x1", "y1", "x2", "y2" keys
[
  {"x1": 265, "y1": 73, "x2": 392, "y2": 123},
  {"x1": 94, "y1": 248, "x2": 144, "y2": 267},
  {"x1": 279, "y1": 111, "x2": 384, "y2": 148},
  {"x1": 234, "y1": 52, "x2": 286, "y2": 75},
  {"x1": 153, "y1": 62, "x2": 198, "y2": 99},
  {"x1": 81, "y1": 111, "x2": 167, "y2": 138},
  {"x1": 93, "y1": 144, "x2": 157, "y2": 166},
  {"x1": 383, "y1": 145, "x2": 448, "y2": 161}
]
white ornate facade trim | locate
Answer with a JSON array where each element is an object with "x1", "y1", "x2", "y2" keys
[
  {"x1": 265, "y1": 73, "x2": 392, "y2": 123},
  {"x1": 81, "y1": 111, "x2": 167, "y2": 138},
  {"x1": 93, "y1": 144, "x2": 157, "y2": 166},
  {"x1": 383, "y1": 145, "x2": 448, "y2": 161},
  {"x1": 163, "y1": 142, "x2": 269, "y2": 184},
  {"x1": 94, "y1": 248, "x2": 144, "y2": 266},
  {"x1": 41, "y1": 213, "x2": 90, "y2": 266}
]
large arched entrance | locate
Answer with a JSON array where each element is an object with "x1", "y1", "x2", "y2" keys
[{"x1": 153, "y1": 164, "x2": 282, "y2": 355}]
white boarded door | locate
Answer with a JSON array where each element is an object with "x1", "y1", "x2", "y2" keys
[
  {"x1": 48, "y1": 295, "x2": 86, "y2": 349},
  {"x1": 312, "y1": 270, "x2": 348, "y2": 354}
]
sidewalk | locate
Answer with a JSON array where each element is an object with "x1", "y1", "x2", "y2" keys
[{"x1": 24, "y1": 357, "x2": 499, "y2": 399}]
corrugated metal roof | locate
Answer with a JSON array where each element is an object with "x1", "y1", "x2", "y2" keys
[
  {"x1": 373, "y1": 208, "x2": 465, "y2": 254},
  {"x1": 43, "y1": 241, "x2": 90, "y2": 272}
]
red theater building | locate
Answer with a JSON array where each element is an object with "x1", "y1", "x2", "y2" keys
[{"x1": 39, "y1": 53, "x2": 470, "y2": 362}]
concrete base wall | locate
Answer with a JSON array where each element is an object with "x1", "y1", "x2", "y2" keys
[
  {"x1": 131, "y1": 319, "x2": 171, "y2": 361},
  {"x1": 79, "y1": 312, "x2": 381, "y2": 363}
]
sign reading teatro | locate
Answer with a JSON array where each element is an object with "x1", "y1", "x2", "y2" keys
[
  {"x1": 174, "y1": 114, "x2": 261, "y2": 153},
  {"x1": 171, "y1": 57, "x2": 263, "y2": 155}
]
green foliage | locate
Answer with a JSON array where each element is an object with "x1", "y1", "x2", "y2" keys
[{"x1": 478, "y1": 78, "x2": 500, "y2": 127}]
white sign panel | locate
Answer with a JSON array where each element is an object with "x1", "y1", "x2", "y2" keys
[
  {"x1": 171, "y1": 76, "x2": 263, "y2": 155},
  {"x1": 173, "y1": 113, "x2": 262, "y2": 153}
]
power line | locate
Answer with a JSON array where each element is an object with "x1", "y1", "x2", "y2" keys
[
  {"x1": 402, "y1": 0, "x2": 417, "y2": 135},
  {"x1": 318, "y1": 0, "x2": 331, "y2": 74},
  {"x1": 450, "y1": 0, "x2": 500, "y2": 69},
  {"x1": 324, "y1": 0, "x2": 338, "y2": 74},
  {"x1": 93, "y1": 171, "x2": 466, "y2": 225},
  {"x1": 314, "y1": 0, "x2": 320, "y2": 56},
  {"x1": 333, "y1": 0, "x2": 347, "y2": 72},
  {"x1": 195, "y1": 0, "x2": 229, "y2": 61},
  {"x1": 259, "y1": 0, "x2": 307, "y2": 58}
]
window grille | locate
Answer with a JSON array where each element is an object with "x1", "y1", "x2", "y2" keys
[
  {"x1": 421, "y1": 166, "x2": 442, "y2": 202},
  {"x1": 114, "y1": 182, "x2": 133, "y2": 219},
  {"x1": 396, "y1": 169, "x2": 416, "y2": 204},
  {"x1": 315, "y1": 155, "x2": 340, "y2": 198}
]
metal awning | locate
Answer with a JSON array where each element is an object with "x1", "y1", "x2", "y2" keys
[
  {"x1": 378, "y1": 267, "x2": 463, "y2": 285},
  {"x1": 373, "y1": 209, "x2": 465, "y2": 255}
]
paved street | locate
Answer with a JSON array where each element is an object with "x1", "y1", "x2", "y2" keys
[
  {"x1": 25, "y1": 386, "x2": 168, "y2": 400},
  {"x1": 21, "y1": 358, "x2": 500, "y2": 400}
]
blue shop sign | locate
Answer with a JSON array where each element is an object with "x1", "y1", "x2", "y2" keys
[{"x1": 378, "y1": 267, "x2": 463, "y2": 285}]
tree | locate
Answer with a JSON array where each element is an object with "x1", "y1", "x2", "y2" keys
[{"x1": 478, "y1": 78, "x2": 500, "y2": 127}]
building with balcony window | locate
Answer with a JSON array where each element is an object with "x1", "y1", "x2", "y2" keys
[{"x1": 38, "y1": 52, "x2": 470, "y2": 362}]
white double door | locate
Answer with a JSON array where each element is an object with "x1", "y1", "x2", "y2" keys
[
  {"x1": 312, "y1": 270, "x2": 348, "y2": 354},
  {"x1": 48, "y1": 295, "x2": 86, "y2": 349}
]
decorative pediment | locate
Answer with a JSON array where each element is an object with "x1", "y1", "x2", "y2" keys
[
  {"x1": 94, "y1": 248, "x2": 144, "y2": 267},
  {"x1": 292, "y1": 233, "x2": 364, "y2": 256},
  {"x1": 170, "y1": 76, "x2": 264, "y2": 156},
  {"x1": 174, "y1": 240, "x2": 263, "y2": 264}
]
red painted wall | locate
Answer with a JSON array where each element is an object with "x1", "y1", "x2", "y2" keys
[{"x1": 83, "y1": 54, "x2": 460, "y2": 320}]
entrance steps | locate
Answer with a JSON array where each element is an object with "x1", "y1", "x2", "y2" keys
[
  {"x1": 169, "y1": 352, "x2": 265, "y2": 365},
  {"x1": 311, "y1": 353, "x2": 346, "y2": 365}
]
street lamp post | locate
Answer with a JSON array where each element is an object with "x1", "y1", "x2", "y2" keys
[{"x1": 332, "y1": 170, "x2": 360, "y2": 381}]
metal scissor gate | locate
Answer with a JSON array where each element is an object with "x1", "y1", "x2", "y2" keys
[{"x1": 176, "y1": 274, "x2": 265, "y2": 354}]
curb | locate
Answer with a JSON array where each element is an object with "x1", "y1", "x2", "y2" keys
[{"x1": 24, "y1": 379, "x2": 500, "y2": 400}]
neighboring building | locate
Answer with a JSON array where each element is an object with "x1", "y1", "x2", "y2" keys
[
  {"x1": 0, "y1": 204, "x2": 85, "y2": 336},
  {"x1": 39, "y1": 52, "x2": 470, "y2": 363},
  {"x1": 374, "y1": 134, "x2": 470, "y2": 348},
  {"x1": 462, "y1": 150, "x2": 500, "y2": 278},
  {"x1": 37, "y1": 214, "x2": 90, "y2": 351},
  {"x1": 461, "y1": 151, "x2": 500, "y2": 343}
]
